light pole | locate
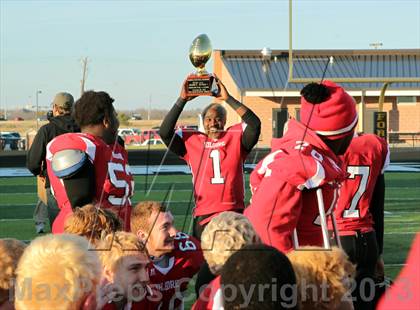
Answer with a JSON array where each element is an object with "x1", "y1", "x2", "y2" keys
[{"x1": 36, "y1": 90, "x2": 42, "y2": 130}]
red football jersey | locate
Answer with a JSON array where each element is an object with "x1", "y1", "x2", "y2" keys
[
  {"x1": 191, "y1": 276, "x2": 222, "y2": 310},
  {"x1": 245, "y1": 119, "x2": 347, "y2": 253},
  {"x1": 333, "y1": 133, "x2": 389, "y2": 234},
  {"x1": 46, "y1": 133, "x2": 134, "y2": 233},
  {"x1": 179, "y1": 123, "x2": 248, "y2": 217},
  {"x1": 148, "y1": 232, "x2": 204, "y2": 309}
]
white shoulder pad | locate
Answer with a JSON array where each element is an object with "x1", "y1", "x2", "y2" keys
[{"x1": 52, "y1": 149, "x2": 87, "y2": 178}]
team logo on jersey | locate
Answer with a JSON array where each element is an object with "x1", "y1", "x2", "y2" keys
[{"x1": 204, "y1": 141, "x2": 226, "y2": 148}]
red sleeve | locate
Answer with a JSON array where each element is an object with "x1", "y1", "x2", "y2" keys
[{"x1": 245, "y1": 171, "x2": 302, "y2": 253}]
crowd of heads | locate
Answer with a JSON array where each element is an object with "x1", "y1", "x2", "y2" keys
[{"x1": 0, "y1": 201, "x2": 359, "y2": 310}]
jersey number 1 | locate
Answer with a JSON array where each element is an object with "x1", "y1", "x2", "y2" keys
[
  {"x1": 209, "y1": 149, "x2": 225, "y2": 184},
  {"x1": 343, "y1": 166, "x2": 370, "y2": 218}
]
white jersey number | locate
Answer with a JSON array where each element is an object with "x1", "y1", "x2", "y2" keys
[
  {"x1": 209, "y1": 149, "x2": 225, "y2": 184},
  {"x1": 175, "y1": 232, "x2": 197, "y2": 251},
  {"x1": 107, "y1": 162, "x2": 132, "y2": 206},
  {"x1": 342, "y1": 166, "x2": 370, "y2": 218}
]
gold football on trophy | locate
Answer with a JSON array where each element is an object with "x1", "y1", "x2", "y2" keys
[{"x1": 189, "y1": 34, "x2": 212, "y2": 76}]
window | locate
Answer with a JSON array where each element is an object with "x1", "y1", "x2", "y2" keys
[{"x1": 397, "y1": 96, "x2": 416, "y2": 104}]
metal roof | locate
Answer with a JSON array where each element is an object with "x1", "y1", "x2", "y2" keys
[{"x1": 220, "y1": 49, "x2": 420, "y2": 91}]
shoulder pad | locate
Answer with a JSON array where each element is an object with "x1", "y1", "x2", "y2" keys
[{"x1": 52, "y1": 149, "x2": 88, "y2": 178}]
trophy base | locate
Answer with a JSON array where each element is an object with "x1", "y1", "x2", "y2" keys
[{"x1": 185, "y1": 74, "x2": 216, "y2": 97}]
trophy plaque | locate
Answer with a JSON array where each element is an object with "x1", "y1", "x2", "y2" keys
[{"x1": 186, "y1": 34, "x2": 216, "y2": 97}]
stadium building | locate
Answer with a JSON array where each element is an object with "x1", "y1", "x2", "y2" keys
[{"x1": 213, "y1": 49, "x2": 420, "y2": 147}]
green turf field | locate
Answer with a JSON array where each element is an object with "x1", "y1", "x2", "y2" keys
[{"x1": 0, "y1": 172, "x2": 419, "y2": 281}]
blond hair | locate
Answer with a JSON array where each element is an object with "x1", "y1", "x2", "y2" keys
[
  {"x1": 287, "y1": 246, "x2": 355, "y2": 310},
  {"x1": 14, "y1": 234, "x2": 101, "y2": 310},
  {"x1": 130, "y1": 201, "x2": 166, "y2": 234},
  {"x1": 0, "y1": 239, "x2": 26, "y2": 304},
  {"x1": 97, "y1": 231, "x2": 148, "y2": 272},
  {"x1": 201, "y1": 211, "x2": 260, "y2": 275},
  {"x1": 64, "y1": 204, "x2": 122, "y2": 245}
]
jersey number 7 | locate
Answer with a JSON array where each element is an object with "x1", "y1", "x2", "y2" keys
[{"x1": 343, "y1": 165, "x2": 370, "y2": 218}]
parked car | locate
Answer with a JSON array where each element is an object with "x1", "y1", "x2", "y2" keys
[
  {"x1": 117, "y1": 128, "x2": 142, "y2": 145},
  {"x1": 0, "y1": 132, "x2": 21, "y2": 150},
  {"x1": 130, "y1": 114, "x2": 142, "y2": 120},
  {"x1": 176, "y1": 124, "x2": 199, "y2": 131},
  {"x1": 141, "y1": 129, "x2": 161, "y2": 142},
  {"x1": 141, "y1": 138, "x2": 164, "y2": 146}
]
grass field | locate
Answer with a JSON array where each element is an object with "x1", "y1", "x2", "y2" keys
[{"x1": 0, "y1": 172, "x2": 419, "y2": 282}]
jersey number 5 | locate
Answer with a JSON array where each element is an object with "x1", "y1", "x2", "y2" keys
[
  {"x1": 209, "y1": 149, "x2": 225, "y2": 184},
  {"x1": 343, "y1": 166, "x2": 370, "y2": 218},
  {"x1": 108, "y1": 162, "x2": 132, "y2": 206}
]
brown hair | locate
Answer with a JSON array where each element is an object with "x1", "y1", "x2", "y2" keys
[
  {"x1": 0, "y1": 239, "x2": 26, "y2": 304},
  {"x1": 130, "y1": 201, "x2": 167, "y2": 234},
  {"x1": 64, "y1": 204, "x2": 122, "y2": 245},
  {"x1": 287, "y1": 246, "x2": 355, "y2": 310}
]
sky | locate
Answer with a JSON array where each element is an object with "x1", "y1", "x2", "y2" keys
[{"x1": 1, "y1": 0, "x2": 419, "y2": 112}]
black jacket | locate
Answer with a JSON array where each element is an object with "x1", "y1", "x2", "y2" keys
[{"x1": 26, "y1": 114, "x2": 80, "y2": 187}]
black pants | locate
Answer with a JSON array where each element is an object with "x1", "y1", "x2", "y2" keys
[
  {"x1": 46, "y1": 188, "x2": 60, "y2": 227},
  {"x1": 340, "y1": 231, "x2": 379, "y2": 310},
  {"x1": 192, "y1": 214, "x2": 209, "y2": 241}
]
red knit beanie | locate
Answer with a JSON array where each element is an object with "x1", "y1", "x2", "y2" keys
[{"x1": 300, "y1": 80, "x2": 358, "y2": 139}]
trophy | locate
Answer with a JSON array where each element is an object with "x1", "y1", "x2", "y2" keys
[{"x1": 186, "y1": 34, "x2": 217, "y2": 97}]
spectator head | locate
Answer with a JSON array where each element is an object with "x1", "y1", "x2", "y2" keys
[
  {"x1": 201, "y1": 103, "x2": 227, "y2": 139},
  {"x1": 300, "y1": 81, "x2": 357, "y2": 155},
  {"x1": 97, "y1": 231, "x2": 150, "y2": 301},
  {"x1": 73, "y1": 90, "x2": 119, "y2": 144},
  {"x1": 14, "y1": 234, "x2": 101, "y2": 310},
  {"x1": 287, "y1": 246, "x2": 355, "y2": 310},
  {"x1": 52, "y1": 92, "x2": 74, "y2": 116},
  {"x1": 64, "y1": 204, "x2": 122, "y2": 246},
  {"x1": 0, "y1": 238, "x2": 26, "y2": 309},
  {"x1": 201, "y1": 211, "x2": 260, "y2": 275},
  {"x1": 131, "y1": 201, "x2": 177, "y2": 258},
  {"x1": 221, "y1": 244, "x2": 298, "y2": 310}
]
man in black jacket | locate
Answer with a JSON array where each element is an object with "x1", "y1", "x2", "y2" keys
[{"x1": 27, "y1": 92, "x2": 79, "y2": 232}]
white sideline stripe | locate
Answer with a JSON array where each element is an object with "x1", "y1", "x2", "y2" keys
[{"x1": 385, "y1": 264, "x2": 406, "y2": 267}]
